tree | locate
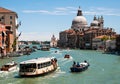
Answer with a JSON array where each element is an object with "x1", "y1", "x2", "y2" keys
[{"x1": 101, "y1": 36, "x2": 109, "y2": 41}]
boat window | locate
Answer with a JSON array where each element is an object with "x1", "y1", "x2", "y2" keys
[
  {"x1": 43, "y1": 63, "x2": 46, "y2": 67},
  {"x1": 4, "y1": 65, "x2": 10, "y2": 67},
  {"x1": 47, "y1": 61, "x2": 51, "y2": 66},
  {"x1": 37, "y1": 61, "x2": 51, "y2": 69},
  {"x1": 38, "y1": 64, "x2": 42, "y2": 69},
  {"x1": 41, "y1": 63, "x2": 43, "y2": 67},
  {"x1": 20, "y1": 63, "x2": 36, "y2": 69}
]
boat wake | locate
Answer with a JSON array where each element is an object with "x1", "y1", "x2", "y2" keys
[
  {"x1": 40, "y1": 67, "x2": 65, "y2": 79},
  {"x1": 0, "y1": 67, "x2": 19, "y2": 78},
  {"x1": 51, "y1": 67, "x2": 66, "y2": 78},
  {"x1": 60, "y1": 59, "x2": 73, "y2": 66},
  {"x1": 0, "y1": 71, "x2": 8, "y2": 78},
  {"x1": 52, "y1": 71, "x2": 66, "y2": 78}
]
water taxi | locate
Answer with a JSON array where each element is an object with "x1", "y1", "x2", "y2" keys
[
  {"x1": 70, "y1": 60, "x2": 89, "y2": 72},
  {"x1": 0, "y1": 61, "x2": 17, "y2": 72},
  {"x1": 19, "y1": 57, "x2": 58, "y2": 77}
]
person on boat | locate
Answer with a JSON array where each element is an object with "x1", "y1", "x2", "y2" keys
[
  {"x1": 76, "y1": 62, "x2": 80, "y2": 67},
  {"x1": 54, "y1": 58, "x2": 57, "y2": 62},
  {"x1": 72, "y1": 61, "x2": 76, "y2": 67},
  {"x1": 12, "y1": 60, "x2": 17, "y2": 65},
  {"x1": 12, "y1": 60, "x2": 15, "y2": 64},
  {"x1": 84, "y1": 60, "x2": 86, "y2": 63},
  {"x1": 84, "y1": 60, "x2": 90, "y2": 66}
]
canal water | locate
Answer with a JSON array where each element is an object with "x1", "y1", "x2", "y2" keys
[{"x1": 0, "y1": 48, "x2": 120, "y2": 84}]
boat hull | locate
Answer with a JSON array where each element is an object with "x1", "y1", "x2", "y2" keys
[
  {"x1": 0, "y1": 64, "x2": 17, "y2": 72},
  {"x1": 19, "y1": 67, "x2": 57, "y2": 77},
  {"x1": 8, "y1": 65, "x2": 17, "y2": 72},
  {"x1": 70, "y1": 65, "x2": 89, "y2": 72}
]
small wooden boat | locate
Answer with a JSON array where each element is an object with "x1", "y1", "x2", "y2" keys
[
  {"x1": 0, "y1": 61, "x2": 17, "y2": 72},
  {"x1": 70, "y1": 60, "x2": 89, "y2": 72},
  {"x1": 19, "y1": 57, "x2": 58, "y2": 77},
  {"x1": 64, "y1": 54, "x2": 70, "y2": 58}
]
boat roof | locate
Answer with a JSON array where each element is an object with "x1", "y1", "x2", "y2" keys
[
  {"x1": 20, "y1": 57, "x2": 54, "y2": 64},
  {"x1": 5, "y1": 63, "x2": 14, "y2": 66}
]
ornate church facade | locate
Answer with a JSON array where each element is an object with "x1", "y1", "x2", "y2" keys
[
  {"x1": 50, "y1": 35, "x2": 57, "y2": 48},
  {"x1": 58, "y1": 7, "x2": 116, "y2": 49}
]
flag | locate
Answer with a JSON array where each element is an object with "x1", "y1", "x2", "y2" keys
[
  {"x1": 19, "y1": 21, "x2": 21, "y2": 26},
  {"x1": 18, "y1": 32, "x2": 22, "y2": 37}
]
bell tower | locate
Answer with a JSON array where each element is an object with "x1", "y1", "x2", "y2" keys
[{"x1": 100, "y1": 16, "x2": 104, "y2": 28}]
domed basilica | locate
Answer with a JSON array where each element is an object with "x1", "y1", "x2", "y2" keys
[{"x1": 58, "y1": 7, "x2": 116, "y2": 49}]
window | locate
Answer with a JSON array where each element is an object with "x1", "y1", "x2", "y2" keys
[
  {"x1": 1, "y1": 16, "x2": 4, "y2": 19},
  {"x1": 10, "y1": 16, "x2": 12, "y2": 19},
  {"x1": 38, "y1": 61, "x2": 51, "y2": 69},
  {"x1": 10, "y1": 21, "x2": 12, "y2": 24}
]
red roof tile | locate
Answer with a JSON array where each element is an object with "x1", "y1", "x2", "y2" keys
[{"x1": 0, "y1": 7, "x2": 15, "y2": 13}]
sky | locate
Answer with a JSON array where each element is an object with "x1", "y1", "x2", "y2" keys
[{"x1": 0, "y1": 0, "x2": 120, "y2": 41}]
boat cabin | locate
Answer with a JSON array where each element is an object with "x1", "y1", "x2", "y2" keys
[{"x1": 19, "y1": 57, "x2": 57, "y2": 76}]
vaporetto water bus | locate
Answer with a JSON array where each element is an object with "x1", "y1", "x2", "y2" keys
[{"x1": 19, "y1": 57, "x2": 58, "y2": 77}]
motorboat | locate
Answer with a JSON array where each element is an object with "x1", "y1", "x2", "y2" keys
[
  {"x1": 70, "y1": 60, "x2": 89, "y2": 72},
  {"x1": 0, "y1": 61, "x2": 17, "y2": 72}
]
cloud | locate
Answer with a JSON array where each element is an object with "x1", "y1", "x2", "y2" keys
[
  {"x1": 23, "y1": 10, "x2": 50, "y2": 14},
  {"x1": 85, "y1": 7, "x2": 120, "y2": 16},
  {"x1": 22, "y1": 7, "x2": 77, "y2": 15},
  {"x1": 22, "y1": 6, "x2": 120, "y2": 16}
]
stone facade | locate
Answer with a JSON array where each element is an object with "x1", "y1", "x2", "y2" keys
[
  {"x1": 0, "y1": 7, "x2": 19, "y2": 51},
  {"x1": 0, "y1": 23, "x2": 14, "y2": 57},
  {"x1": 50, "y1": 35, "x2": 57, "y2": 48},
  {"x1": 116, "y1": 35, "x2": 120, "y2": 53}
]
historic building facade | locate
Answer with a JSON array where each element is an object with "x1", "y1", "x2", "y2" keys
[
  {"x1": 50, "y1": 35, "x2": 57, "y2": 48},
  {"x1": 0, "y1": 23, "x2": 14, "y2": 57},
  {"x1": 59, "y1": 7, "x2": 116, "y2": 49},
  {"x1": 0, "y1": 7, "x2": 19, "y2": 52},
  {"x1": 116, "y1": 35, "x2": 120, "y2": 54}
]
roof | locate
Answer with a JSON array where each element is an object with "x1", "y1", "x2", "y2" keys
[
  {"x1": 20, "y1": 57, "x2": 53, "y2": 64},
  {"x1": 5, "y1": 62, "x2": 15, "y2": 66},
  {"x1": 73, "y1": 16, "x2": 87, "y2": 25},
  {"x1": 65, "y1": 29, "x2": 75, "y2": 34},
  {"x1": 0, "y1": 7, "x2": 14, "y2": 13},
  {"x1": 0, "y1": 7, "x2": 18, "y2": 17},
  {"x1": 95, "y1": 35, "x2": 107, "y2": 39}
]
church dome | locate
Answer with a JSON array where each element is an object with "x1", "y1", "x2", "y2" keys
[
  {"x1": 72, "y1": 16, "x2": 87, "y2": 25},
  {"x1": 71, "y1": 7, "x2": 88, "y2": 29},
  {"x1": 91, "y1": 20, "x2": 99, "y2": 26}
]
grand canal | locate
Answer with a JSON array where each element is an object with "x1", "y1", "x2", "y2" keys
[{"x1": 0, "y1": 48, "x2": 120, "y2": 84}]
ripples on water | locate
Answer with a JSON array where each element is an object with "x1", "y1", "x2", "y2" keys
[{"x1": 0, "y1": 49, "x2": 120, "y2": 84}]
